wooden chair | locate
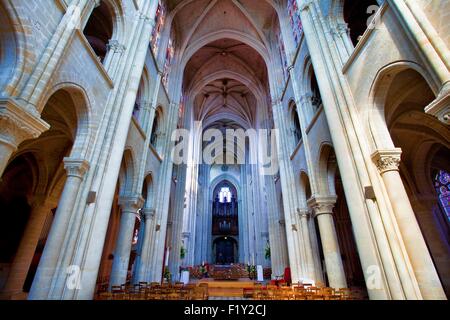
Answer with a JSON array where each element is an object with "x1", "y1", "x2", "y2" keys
[
  {"x1": 97, "y1": 292, "x2": 113, "y2": 300},
  {"x1": 321, "y1": 287, "x2": 335, "y2": 300},
  {"x1": 293, "y1": 289, "x2": 307, "y2": 300},
  {"x1": 336, "y1": 288, "x2": 351, "y2": 300},
  {"x1": 191, "y1": 287, "x2": 206, "y2": 300}
]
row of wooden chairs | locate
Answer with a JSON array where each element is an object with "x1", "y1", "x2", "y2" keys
[
  {"x1": 243, "y1": 284, "x2": 366, "y2": 300},
  {"x1": 96, "y1": 282, "x2": 209, "y2": 300}
]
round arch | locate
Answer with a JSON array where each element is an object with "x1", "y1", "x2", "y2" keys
[
  {"x1": 317, "y1": 143, "x2": 338, "y2": 196},
  {"x1": 118, "y1": 148, "x2": 136, "y2": 196},
  {"x1": 0, "y1": 1, "x2": 28, "y2": 96},
  {"x1": 368, "y1": 61, "x2": 439, "y2": 150},
  {"x1": 38, "y1": 83, "x2": 93, "y2": 160},
  {"x1": 369, "y1": 61, "x2": 450, "y2": 295},
  {"x1": 299, "y1": 171, "x2": 312, "y2": 203},
  {"x1": 142, "y1": 173, "x2": 155, "y2": 209}
]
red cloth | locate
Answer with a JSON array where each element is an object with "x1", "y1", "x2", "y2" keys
[{"x1": 284, "y1": 267, "x2": 291, "y2": 284}]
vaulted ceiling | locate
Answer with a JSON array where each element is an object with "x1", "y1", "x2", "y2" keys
[{"x1": 166, "y1": 0, "x2": 280, "y2": 129}]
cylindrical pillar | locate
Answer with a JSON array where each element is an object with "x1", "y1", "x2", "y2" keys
[
  {"x1": 1, "y1": 197, "x2": 53, "y2": 299},
  {"x1": 134, "y1": 208, "x2": 156, "y2": 283},
  {"x1": 28, "y1": 158, "x2": 89, "y2": 300},
  {"x1": 308, "y1": 196, "x2": 347, "y2": 289},
  {"x1": 109, "y1": 196, "x2": 144, "y2": 288},
  {"x1": 372, "y1": 149, "x2": 446, "y2": 299},
  {"x1": 297, "y1": 208, "x2": 317, "y2": 283}
]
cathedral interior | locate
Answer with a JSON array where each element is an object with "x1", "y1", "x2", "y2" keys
[{"x1": 0, "y1": 0, "x2": 449, "y2": 300}]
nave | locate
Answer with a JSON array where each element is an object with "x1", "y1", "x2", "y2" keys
[{"x1": 0, "y1": 0, "x2": 448, "y2": 301}]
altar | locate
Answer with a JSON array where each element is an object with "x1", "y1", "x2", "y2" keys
[{"x1": 208, "y1": 264, "x2": 249, "y2": 280}]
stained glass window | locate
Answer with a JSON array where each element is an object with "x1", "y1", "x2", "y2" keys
[
  {"x1": 276, "y1": 31, "x2": 289, "y2": 83},
  {"x1": 287, "y1": 0, "x2": 303, "y2": 47},
  {"x1": 151, "y1": 0, "x2": 166, "y2": 57},
  {"x1": 219, "y1": 187, "x2": 232, "y2": 203},
  {"x1": 162, "y1": 37, "x2": 174, "y2": 88},
  {"x1": 434, "y1": 170, "x2": 450, "y2": 222}
]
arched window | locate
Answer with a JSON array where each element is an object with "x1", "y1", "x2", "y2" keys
[
  {"x1": 219, "y1": 187, "x2": 232, "y2": 203},
  {"x1": 287, "y1": 0, "x2": 303, "y2": 48},
  {"x1": 434, "y1": 170, "x2": 450, "y2": 223},
  {"x1": 212, "y1": 182, "x2": 238, "y2": 239},
  {"x1": 310, "y1": 69, "x2": 322, "y2": 110},
  {"x1": 291, "y1": 102, "x2": 302, "y2": 145},
  {"x1": 84, "y1": 1, "x2": 114, "y2": 63},
  {"x1": 150, "y1": 110, "x2": 162, "y2": 149},
  {"x1": 162, "y1": 34, "x2": 175, "y2": 88},
  {"x1": 151, "y1": 0, "x2": 167, "y2": 57},
  {"x1": 133, "y1": 86, "x2": 142, "y2": 119},
  {"x1": 276, "y1": 30, "x2": 289, "y2": 83},
  {"x1": 343, "y1": 0, "x2": 379, "y2": 46}
]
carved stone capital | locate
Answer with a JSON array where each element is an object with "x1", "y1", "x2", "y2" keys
[
  {"x1": 297, "y1": 208, "x2": 310, "y2": 219},
  {"x1": 299, "y1": 0, "x2": 313, "y2": 12},
  {"x1": 141, "y1": 100, "x2": 153, "y2": 110},
  {"x1": 0, "y1": 99, "x2": 50, "y2": 149},
  {"x1": 118, "y1": 195, "x2": 145, "y2": 213},
  {"x1": 107, "y1": 39, "x2": 126, "y2": 53},
  {"x1": 139, "y1": 11, "x2": 154, "y2": 24},
  {"x1": 307, "y1": 195, "x2": 337, "y2": 218},
  {"x1": 271, "y1": 97, "x2": 282, "y2": 107},
  {"x1": 300, "y1": 93, "x2": 313, "y2": 105},
  {"x1": 424, "y1": 85, "x2": 450, "y2": 125},
  {"x1": 182, "y1": 232, "x2": 191, "y2": 239},
  {"x1": 142, "y1": 208, "x2": 156, "y2": 220},
  {"x1": 371, "y1": 148, "x2": 402, "y2": 174},
  {"x1": 63, "y1": 158, "x2": 90, "y2": 179},
  {"x1": 336, "y1": 22, "x2": 350, "y2": 36}
]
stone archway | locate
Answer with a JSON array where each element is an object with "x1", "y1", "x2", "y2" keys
[
  {"x1": 1, "y1": 87, "x2": 89, "y2": 299},
  {"x1": 213, "y1": 236, "x2": 238, "y2": 265},
  {"x1": 370, "y1": 65, "x2": 449, "y2": 298}
]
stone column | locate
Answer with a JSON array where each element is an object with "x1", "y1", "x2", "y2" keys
[
  {"x1": 266, "y1": 175, "x2": 288, "y2": 279},
  {"x1": 109, "y1": 195, "x2": 144, "y2": 288},
  {"x1": 270, "y1": 100, "x2": 303, "y2": 283},
  {"x1": 308, "y1": 196, "x2": 347, "y2": 289},
  {"x1": 296, "y1": 0, "x2": 407, "y2": 299},
  {"x1": 28, "y1": 158, "x2": 89, "y2": 300},
  {"x1": 0, "y1": 99, "x2": 49, "y2": 176},
  {"x1": 146, "y1": 101, "x2": 182, "y2": 283},
  {"x1": 61, "y1": 1, "x2": 160, "y2": 300},
  {"x1": 1, "y1": 196, "x2": 53, "y2": 299},
  {"x1": 372, "y1": 149, "x2": 446, "y2": 299},
  {"x1": 104, "y1": 39, "x2": 127, "y2": 81},
  {"x1": 297, "y1": 208, "x2": 316, "y2": 282},
  {"x1": 131, "y1": 212, "x2": 146, "y2": 285},
  {"x1": 134, "y1": 208, "x2": 156, "y2": 283}
]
